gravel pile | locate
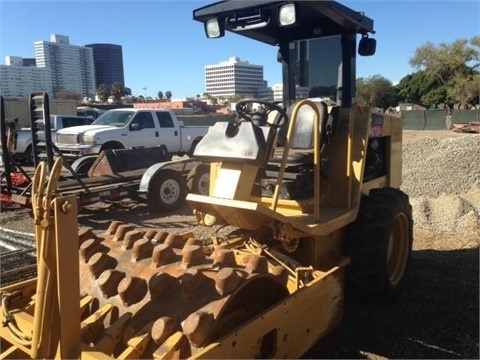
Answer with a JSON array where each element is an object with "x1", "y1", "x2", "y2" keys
[{"x1": 401, "y1": 132, "x2": 480, "y2": 237}]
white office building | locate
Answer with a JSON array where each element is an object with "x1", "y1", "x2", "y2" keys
[
  {"x1": 258, "y1": 83, "x2": 310, "y2": 102},
  {"x1": 34, "y1": 34, "x2": 96, "y2": 98},
  {"x1": 0, "y1": 56, "x2": 51, "y2": 98},
  {"x1": 205, "y1": 57, "x2": 264, "y2": 98}
]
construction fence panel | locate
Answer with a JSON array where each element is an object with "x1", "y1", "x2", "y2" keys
[
  {"x1": 178, "y1": 114, "x2": 235, "y2": 126},
  {"x1": 402, "y1": 109, "x2": 479, "y2": 131},
  {"x1": 424, "y1": 109, "x2": 448, "y2": 130},
  {"x1": 402, "y1": 110, "x2": 426, "y2": 130},
  {"x1": 451, "y1": 109, "x2": 480, "y2": 124}
]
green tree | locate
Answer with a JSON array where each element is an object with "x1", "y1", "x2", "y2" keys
[
  {"x1": 421, "y1": 86, "x2": 451, "y2": 108},
  {"x1": 410, "y1": 37, "x2": 480, "y2": 107},
  {"x1": 110, "y1": 82, "x2": 124, "y2": 103},
  {"x1": 97, "y1": 84, "x2": 110, "y2": 103},
  {"x1": 165, "y1": 91, "x2": 172, "y2": 100},
  {"x1": 157, "y1": 91, "x2": 164, "y2": 100},
  {"x1": 395, "y1": 71, "x2": 442, "y2": 107},
  {"x1": 124, "y1": 87, "x2": 132, "y2": 96},
  {"x1": 449, "y1": 73, "x2": 480, "y2": 108},
  {"x1": 356, "y1": 75, "x2": 399, "y2": 109},
  {"x1": 124, "y1": 96, "x2": 135, "y2": 104},
  {"x1": 56, "y1": 89, "x2": 81, "y2": 101},
  {"x1": 229, "y1": 94, "x2": 243, "y2": 103}
]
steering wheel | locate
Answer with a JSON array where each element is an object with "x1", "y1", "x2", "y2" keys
[{"x1": 235, "y1": 99, "x2": 288, "y2": 129}]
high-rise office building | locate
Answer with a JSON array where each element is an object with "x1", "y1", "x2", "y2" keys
[
  {"x1": 205, "y1": 57, "x2": 264, "y2": 98},
  {"x1": 22, "y1": 58, "x2": 36, "y2": 67},
  {"x1": 258, "y1": 83, "x2": 310, "y2": 102},
  {"x1": 34, "y1": 34, "x2": 96, "y2": 98},
  {"x1": 0, "y1": 56, "x2": 51, "y2": 98},
  {"x1": 85, "y1": 43, "x2": 125, "y2": 87}
]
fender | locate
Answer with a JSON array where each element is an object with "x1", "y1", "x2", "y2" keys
[{"x1": 139, "y1": 158, "x2": 202, "y2": 193}]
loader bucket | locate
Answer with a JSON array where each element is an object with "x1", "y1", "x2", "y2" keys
[{"x1": 88, "y1": 145, "x2": 171, "y2": 177}]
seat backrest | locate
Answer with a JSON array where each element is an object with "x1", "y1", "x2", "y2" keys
[
  {"x1": 277, "y1": 100, "x2": 328, "y2": 149},
  {"x1": 321, "y1": 105, "x2": 340, "y2": 145},
  {"x1": 193, "y1": 121, "x2": 276, "y2": 167}
]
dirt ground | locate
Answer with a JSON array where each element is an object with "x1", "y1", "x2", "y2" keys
[{"x1": 0, "y1": 130, "x2": 478, "y2": 359}]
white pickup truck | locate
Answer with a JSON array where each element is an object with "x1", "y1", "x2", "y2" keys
[
  {"x1": 9, "y1": 115, "x2": 94, "y2": 163},
  {"x1": 55, "y1": 108, "x2": 208, "y2": 160}
]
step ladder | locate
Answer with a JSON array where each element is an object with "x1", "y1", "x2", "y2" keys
[{"x1": 29, "y1": 92, "x2": 54, "y2": 170}]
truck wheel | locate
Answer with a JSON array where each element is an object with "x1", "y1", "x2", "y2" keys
[
  {"x1": 101, "y1": 142, "x2": 124, "y2": 151},
  {"x1": 346, "y1": 187, "x2": 413, "y2": 303},
  {"x1": 186, "y1": 164, "x2": 210, "y2": 195},
  {"x1": 24, "y1": 145, "x2": 34, "y2": 165},
  {"x1": 188, "y1": 138, "x2": 202, "y2": 158},
  {"x1": 148, "y1": 169, "x2": 186, "y2": 212}
]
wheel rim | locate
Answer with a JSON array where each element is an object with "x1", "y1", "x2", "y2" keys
[
  {"x1": 160, "y1": 179, "x2": 180, "y2": 205},
  {"x1": 197, "y1": 173, "x2": 210, "y2": 195},
  {"x1": 387, "y1": 213, "x2": 409, "y2": 286}
]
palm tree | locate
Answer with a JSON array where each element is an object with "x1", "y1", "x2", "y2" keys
[{"x1": 97, "y1": 84, "x2": 110, "y2": 103}]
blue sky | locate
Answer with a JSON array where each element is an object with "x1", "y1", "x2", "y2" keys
[{"x1": 1, "y1": 0, "x2": 479, "y2": 99}]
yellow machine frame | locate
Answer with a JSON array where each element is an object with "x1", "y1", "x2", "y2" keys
[{"x1": 0, "y1": 0, "x2": 410, "y2": 357}]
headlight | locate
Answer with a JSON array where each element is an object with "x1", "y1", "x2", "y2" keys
[{"x1": 82, "y1": 135, "x2": 96, "y2": 144}]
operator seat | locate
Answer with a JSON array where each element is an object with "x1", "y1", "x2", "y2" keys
[
  {"x1": 260, "y1": 100, "x2": 339, "y2": 200},
  {"x1": 269, "y1": 100, "x2": 335, "y2": 167}
]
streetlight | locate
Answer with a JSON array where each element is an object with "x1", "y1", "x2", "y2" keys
[{"x1": 143, "y1": 87, "x2": 147, "y2": 103}]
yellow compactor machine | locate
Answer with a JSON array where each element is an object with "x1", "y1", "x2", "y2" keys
[{"x1": 0, "y1": 1, "x2": 413, "y2": 359}]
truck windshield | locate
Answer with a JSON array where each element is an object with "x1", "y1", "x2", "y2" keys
[{"x1": 92, "y1": 111, "x2": 135, "y2": 127}]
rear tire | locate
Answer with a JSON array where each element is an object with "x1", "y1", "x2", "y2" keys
[
  {"x1": 188, "y1": 138, "x2": 202, "y2": 158},
  {"x1": 147, "y1": 169, "x2": 186, "y2": 212},
  {"x1": 346, "y1": 187, "x2": 413, "y2": 303},
  {"x1": 24, "y1": 145, "x2": 34, "y2": 165},
  {"x1": 186, "y1": 164, "x2": 210, "y2": 195}
]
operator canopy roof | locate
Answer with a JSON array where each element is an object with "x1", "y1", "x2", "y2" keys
[{"x1": 193, "y1": 0, "x2": 375, "y2": 45}]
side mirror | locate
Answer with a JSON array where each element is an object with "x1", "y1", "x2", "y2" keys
[
  {"x1": 130, "y1": 123, "x2": 141, "y2": 131},
  {"x1": 277, "y1": 50, "x2": 283, "y2": 63},
  {"x1": 358, "y1": 35, "x2": 376, "y2": 56}
]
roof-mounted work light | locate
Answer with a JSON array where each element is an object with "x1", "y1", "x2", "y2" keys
[
  {"x1": 205, "y1": 18, "x2": 224, "y2": 38},
  {"x1": 278, "y1": 3, "x2": 296, "y2": 26}
]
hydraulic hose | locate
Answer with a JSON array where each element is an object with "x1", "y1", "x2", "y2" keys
[{"x1": 1, "y1": 294, "x2": 32, "y2": 347}]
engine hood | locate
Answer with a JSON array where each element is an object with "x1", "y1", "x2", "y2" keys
[{"x1": 56, "y1": 124, "x2": 116, "y2": 135}]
